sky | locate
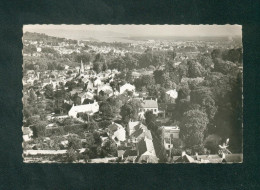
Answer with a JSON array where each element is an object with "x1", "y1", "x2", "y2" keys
[{"x1": 23, "y1": 25, "x2": 242, "y2": 40}]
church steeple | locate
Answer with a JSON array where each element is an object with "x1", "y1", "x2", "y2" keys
[{"x1": 80, "y1": 59, "x2": 84, "y2": 73}]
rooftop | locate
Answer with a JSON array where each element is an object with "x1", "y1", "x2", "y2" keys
[{"x1": 141, "y1": 99, "x2": 158, "y2": 108}]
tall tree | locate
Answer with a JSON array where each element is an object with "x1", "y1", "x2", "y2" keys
[
  {"x1": 93, "y1": 62, "x2": 102, "y2": 74},
  {"x1": 180, "y1": 109, "x2": 209, "y2": 151},
  {"x1": 120, "y1": 99, "x2": 141, "y2": 123}
]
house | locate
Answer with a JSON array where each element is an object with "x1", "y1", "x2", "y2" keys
[
  {"x1": 22, "y1": 127, "x2": 33, "y2": 142},
  {"x1": 127, "y1": 121, "x2": 152, "y2": 141},
  {"x1": 166, "y1": 89, "x2": 178, "y2": 103},
  {"x1": 136, "y1": 137, "x2": 158, "y2": 163},
  {"x1": 36, "y1": 47, "x2": 42, "y2": 52},
  {"x1": 94, "y1": 78, "x2": 102, "y2": 87},
  {"x1": 172, "y1": 152, "x2": 243, "y2": 163},
  {"x1": 140, "y1": 99, "x2": 159, "y2": 115},
  {"x1": 130, "y1": 127, "x2": 153, "y2": 144},
  {"x1": 69, "y1": 88, "x2": 83, "y2": 96},
  {"x1": 127, "y1": 121, "x2": 142, "y2": 136},
  {"x1": 68, "y1": 101, "x2": 99, "y2": 118},
  {"x1": 78, "y1": 91, "x2": 94, "y2": 104},
  {"x1": 119, "y1": 83, "x2": 135, "y2": 94},
  {"x1": 97, "y1": 84, "x2": 113, "y2": 97},
  {"x1": 161, "y1": 126, "x2": 180, "y2": 150},
  {"x1": 174, "y1": 151, "x2": 196, "y2": 163},
  {"x1": 132, "y1": 71, "x2": 141, "y2": 79},
  {"x1": 107, "y1": 123, "x2": 126, "y2": 146}
]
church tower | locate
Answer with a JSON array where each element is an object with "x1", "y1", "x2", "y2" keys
[{"x1": 80, "y1": 60, "x2": 84, "y2": 73}]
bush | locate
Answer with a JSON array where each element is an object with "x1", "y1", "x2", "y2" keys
[{"x1": 204, "y1": 134, "x2": 222, "y2": 154}]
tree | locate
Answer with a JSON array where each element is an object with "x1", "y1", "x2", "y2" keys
[
  {"x1": 141, "y1": 75, "x2": 155, "y2": 88},
  {"x1": 153, "y1": 70, "x2": 164, "y2": 85},
  {"x1": 87, "y1": 122, "x2": 98, "y2": 132},
  {"x1": 99, "y1": 101, "x2": 114, "y2": 120},
  {"x1": 23, "y1": 44, "x2": 37, "y2": 55},
  {"x1": 190, "y1": 86, "x2": 213, "y2": 105},
  {"x1": 204, "y1": 72, "x2": 233, "y2": 105},
  {"x1": 65, "y1": 80, "x2": 77, "y2": 91},
  {"x1": 198, "y1": 54, "x2": 214, "y2": 70},
  {"x1": 187, "y1": 60, "x2": 205, "y2": 78},
  {"x1": 93, "y1": 62, "x2": 102, "y2": 74},
  {"x1": 213, "y1": 58, "x2": 238, "y2": 75},
  {"x1": 44, "y1": 84, "x2": 54, "y2": 99},
  {"x1": 93, "y1": 53, "x2": 105, "y2": 63},
  {"x1": 166, "y1": 50, "x2": 177, "y2": 61},
  {"x1": 204, "y1": 134, "x2": 222, "y2": 154},
  {"x1": 125, "y1": 71, "x2": 134, "y2": 83},
  {"x1": 177, "y1": 62, "x2": 189, "y2": 79},
  {"x1": 28, "y1": 89, "x2": 37, "y2": 102},
  {"x1": 170, "y1": 138, "x2": 184, "y2": 156},
  {"x1": 124, "y1": 53, "x2": 138, "y2": 70},
  {"x1": 31, "y1": 120, "x2": 48, "y2": 138},
  {"x1": 120, "y1": 99, "x2": 141, "y2": 123},
  {"x1": 177, "y1": 83, "x2": 190, "y2": 100},
  {"x1": 211, "y1": 49, "x2": 223, "y2": 60},
  {"x1": 201, "y1": 96, "x2": 217, "y2": 122},
  {"x1": 180, "y1": 109, "x2": 209, "y2": 150},
  {"x1": 102, "y1": 139, "x2": 117, "y2": 157},
  {"x1": 145, "y1": 111, "x2": 157, "y2": 132},
  {"x1": 222, "y1": 48, "x2": 242, "y2": 63},
  {"x1": 102, "y1": 62, "x2": 108, "y2": 71},
  {"x1": 75, "y1": 52, "x2": 92, "y2": 63}
]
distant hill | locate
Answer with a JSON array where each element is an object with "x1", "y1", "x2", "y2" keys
[{"x1": 23, "y1": 32, "x2": 77, "y2": 44}]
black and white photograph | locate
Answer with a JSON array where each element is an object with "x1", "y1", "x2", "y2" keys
[{"x1": 22, "y1": 25, "x2": 243, "y2": 163}]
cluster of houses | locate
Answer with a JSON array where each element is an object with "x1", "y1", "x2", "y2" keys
[
  {"x1": 23, "y1": 57, "x2": 184, "y2": 162},
  {"x1": 104, "y1": 121, "x2": 158, "y2": 163}
]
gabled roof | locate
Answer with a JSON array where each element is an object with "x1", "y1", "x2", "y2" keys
[
  {"x1": 141, "y1": 99, "x2": 158, "y2": 108},
  {"x1": 130, "y1": 128, "x2": 144, "y2": 138},
  {"x1": 166, "y1": 89, "x2": 178, "y2": 99},
  {"x1": 137, "y1": 137, "x2": 155, "y2": 156},
  {"x1": 128, "y1": 121, "x2": 139, "y2": 129},
  {"x1": 108, "y1": 123, "x2": 123, "y2": 133},
  {"x1": 174, "y1": 154, "x2": 195, "y2": 163},
  {"x1": 136, "y1": 154, "x2": 159, "y2": 163},
  {"x1": 144, "y1": 130, "x2": 153, "y2": 140},
  {"x1": 69, "y1": 103, "x2": 99, "y2": 115}
]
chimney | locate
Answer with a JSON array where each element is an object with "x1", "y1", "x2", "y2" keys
[
  {"x1": 195, "y1": 152, "x2": 198, "y2": 160},
  {"x1": 181, "y1": 151, "x2": 186, "y2": 157}
]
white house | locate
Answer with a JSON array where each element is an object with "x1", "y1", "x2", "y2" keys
[
  {"x1": 98, "y1": 84, "x2": 113, "y2": 97},
  {"x1": 119, "y1": 83, "x2": 135, "y2": 94},
  {"x1": 68, "y1": 101, "x2": 99, "y2": 118},
  {"x1": 107, "y1": 123, "x2": 126, "y2": 146},
  {"x1": 140, "y1": 99, "x2": 159, "y2": 115},
  {"x1": 78, "y1": 91, "x2": 94, "y2": 104},
  {"x1": 22, "y1": 127, "x2": 33, "y2": 142},
  {"x1": 166, "y1": 89, "x2": 178, "y2": 103},
  {"x1": 36, "y1": 47, "x2": 42, "y2": 52},
  {"x1": 94, "y1": 78, "x2": 102, "y2": 86}
]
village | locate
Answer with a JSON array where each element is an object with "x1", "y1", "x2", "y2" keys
[{"x1": 22, "y1": 31, "x2": 243, "y2": 163}]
